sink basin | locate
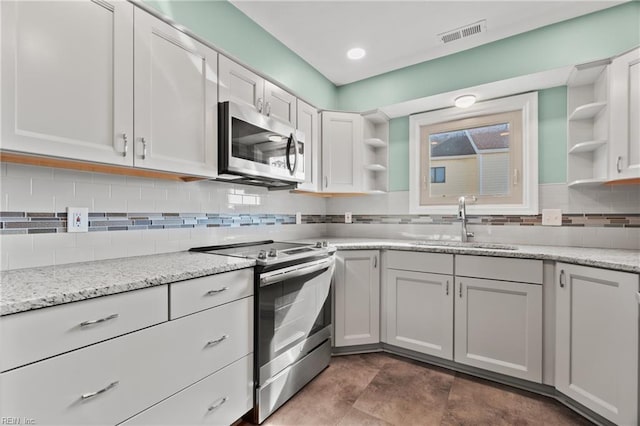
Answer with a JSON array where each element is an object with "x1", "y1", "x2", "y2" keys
[{"x1": 415, "y1": 241, "x2": 518, "y2": 251}]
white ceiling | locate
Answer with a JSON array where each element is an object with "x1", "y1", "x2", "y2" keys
[{"x1": 230, "y1": 0, "x2": 627, "y2": 86}]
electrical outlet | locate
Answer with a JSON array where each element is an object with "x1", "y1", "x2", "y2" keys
[
  {"x1": 296, "y1": 212, "x2": 302, "y2": 225},
  {"x1": 542, "y1": 209, "x2": 562, "y2": 226},
  {"x1": 345, "y1": 212, "x2": 352, "y2": 224},
  {"x1": 67, "y1": 207, "x2": 89, "y2": 233}
]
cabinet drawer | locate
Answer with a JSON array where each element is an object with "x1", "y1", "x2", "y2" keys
[
  {"x1": 456, "y1": 255, "x2": 542, "y2": 284},
  {"x1": 122, "y1": 354, "x2": 253, "y2": 425},
  {"x1": 386, "y1": 250, "x2": 453, "y2": 275},
  {"x1": 170, "y1": 269, "x2": 253, "y2": 319},
  {"x1": 0, "y1": 286, "x2": 168, "y2": 372},
  {"x1": 0, "y1": 297, "x2": 253, "y2": 425}
]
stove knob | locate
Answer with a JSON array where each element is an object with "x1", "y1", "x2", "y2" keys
[
  {"x1": 268, "y1": 248, "x2": 278, "y2": 257},
  {"x1": 258, "y1": 250, "x2": 267, "y2": 260},
  {"x1": 322, "y1": 241, "x2": 328, "y2": 247}
]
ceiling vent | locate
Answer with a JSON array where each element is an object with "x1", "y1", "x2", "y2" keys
[{"x1": 438, "y1": 20, "x2": 486, "y2": 44}]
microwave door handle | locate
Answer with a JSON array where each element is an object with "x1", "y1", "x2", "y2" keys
[
  {"x1": 285, "y1": 133, "x2": 299, "y2": 176},
  {"x1": 260, "y1": 258, "x2": 334, "y2": 287}
]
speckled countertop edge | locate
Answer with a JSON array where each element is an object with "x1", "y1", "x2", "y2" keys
[
  {"x1": 317, "y1": 238, "x2": 640, "y2": 274},
  {"x1": 0, "y1": 251, "x2": 255, "y2": 316},
  {"x1": 1, "y1": 241, "x2": 638, "y2": 316}
]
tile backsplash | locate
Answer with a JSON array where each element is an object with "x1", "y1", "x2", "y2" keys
[{"x1": 1, "y1": 162, "x2": 639, "y2": 270}]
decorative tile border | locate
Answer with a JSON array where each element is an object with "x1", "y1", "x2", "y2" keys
[{"x1": 1, "y1": 212, "x2": 638, "y2": 235}]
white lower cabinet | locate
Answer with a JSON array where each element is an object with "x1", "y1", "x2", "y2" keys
[
  {"x1": 0, "y1": 281, "x2": 253, "y2": 425},
  {"x1": 334, "y1": 250, "x2": 380, "y2": 346},
  {"x1": 122, "y1": 354, "x2": 253, "y2": 425},
  {"x1": 555, "y1": 263, "x2": 638, "y2": 425},
  {"x1": 384, "y1": 251, "x2": 454, "y2": 359},
  {"x1": 454, "y1": 277, "x2": 542, "y2": 382}
]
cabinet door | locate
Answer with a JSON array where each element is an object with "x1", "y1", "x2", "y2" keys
[
  {"x1": 133, "y1": 9, "x2": 217, "y2": 177},
  {"x1": 385, "y1": 269, "x2": 453, "y2": 359},
  {"x1": 0, "y1": 0, "x2": 133, "y2": 165},
  {"x1": 321, "y1": 112, "x2": 363, "y2": 192},
  {"x1": 264, "y1": 81, "x2": 296, "y2": 127},
  {"x1": 609, "y1": 47, "x2": 640, "y2": 180},
  {"x1": 454, "y1": 277, "x2": 542, "y2": 382},
  {"x1": 219, "y1": 55, "x2": 265, "y2": 112},
  {"x1": 334, "y1": 250, "x2": 380, "y2": 347},
  {"x1": 296, "y1": 99, "x2": 320, "y2": 191},
  {"x1": 555, "y1": 263, "x2": 638, "y2": 425}
]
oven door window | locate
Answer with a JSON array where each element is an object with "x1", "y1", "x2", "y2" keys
[
  {"x1": 258, "y1": 266, "x2": 331, "y2": 367},
  {"x1": 232, "y1": 118, "x2": 300, "y2": 173}
]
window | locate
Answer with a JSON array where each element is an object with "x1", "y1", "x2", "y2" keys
[
  {"x1": 430, "y1": 166, "x2": 446, "y2": 183},
  {"x1": 409, "y1": 92, "x2": 538, "y2": 215}
]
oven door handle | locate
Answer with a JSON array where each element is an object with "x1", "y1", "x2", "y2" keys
[{"x1": 260, "y1": 257, "x2": 334, "y2": 287}]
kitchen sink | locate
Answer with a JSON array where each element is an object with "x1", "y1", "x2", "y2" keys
[{"x1": 415, "y1": 241, "x2": 519, "y2": 250}]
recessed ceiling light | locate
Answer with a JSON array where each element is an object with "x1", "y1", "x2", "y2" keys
[
  {"x1": 347, "y1": 47, "x2": 366, "y2": 60},
  {"x1": 454, "y1": 94, "x2": 477, "y2": 108}
]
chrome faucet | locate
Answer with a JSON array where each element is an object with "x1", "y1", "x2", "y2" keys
[{"x1": 458, "y1": 196, "x2": 475, "y2": 242}]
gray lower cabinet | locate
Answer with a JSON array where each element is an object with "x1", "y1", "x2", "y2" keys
[
  {"x1": 334, "y1": 250, "x2": 380, "y2": 347},
  {"x1": 555, "y1": 263, "x2": 638, "y2": 425},
  {"x1": 384, "y1": 251, "x2": 454, "y2": 359},
  {"x1": 453, "y1": 276, "x2": 542, "y2": 382}
]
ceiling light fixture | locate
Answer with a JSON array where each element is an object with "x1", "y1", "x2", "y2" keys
[
  {"x1": 454, "y1": 94, "x2": 477, "y2": 108},
  {"x1": 347, "y1": 47, "x2": 366, "y2": 60}
]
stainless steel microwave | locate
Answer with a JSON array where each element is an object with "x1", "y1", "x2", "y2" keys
[{"x1": 218, "y1": 101, "x2": 305, "y2": 189}]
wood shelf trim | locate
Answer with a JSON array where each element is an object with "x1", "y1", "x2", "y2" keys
[{"x1": 0, "y1": 152, "x2": 207, "y2": 182}]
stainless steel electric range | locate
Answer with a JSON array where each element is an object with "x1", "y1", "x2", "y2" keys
[{"x1": 190, "y1": 240, "x2": 336, "y2": 424}]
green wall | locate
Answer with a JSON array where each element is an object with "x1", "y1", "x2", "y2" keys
[
  {"x1": 143, "y1": 0, "x2": 338, "y2": 109},
  {"x1": 336, "y1": 1, "x2": 640, "y2": 112}
]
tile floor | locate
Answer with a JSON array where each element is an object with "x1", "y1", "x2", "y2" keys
[{"x1": 247, "y1": 352, "x2": 593, "y2": 426}]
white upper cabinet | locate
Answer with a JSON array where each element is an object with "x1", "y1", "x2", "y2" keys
[
  {"x1": 264, "y1": 81, "x2": 297, "y2": 127},
  {"x1": 320, "y1": 111, "x2": 388, "y2": 193},
  {"x1": 296, "y1": 99, "x2": 320, "y2": 191},
  {"x1": 321, "y1": 111, "x2": 364, "y2": 192},
  {"x1": 218, "y1": 56, "x2": 265, "y2": 113},
  {"x1": 219, "y1": 56, "x2": 296, "y2": 127},
  {"x1": 1, "y1": 0, "x2": 134, "y2": 165},
  {"x1": 609, "y1": 47, "x2": 640, "y2": 181},
  {"x1": 555, "y1": 263, "x2": 638, "y2": 425},
  {"x1": 134, "y1": 9, "x2": 218, "y2": 178}
]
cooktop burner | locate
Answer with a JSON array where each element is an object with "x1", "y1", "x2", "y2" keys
[{"x1": 189, "y1": 240, "x2": 333, "y2": 266}]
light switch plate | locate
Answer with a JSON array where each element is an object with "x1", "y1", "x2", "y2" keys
[
  {"x1": 67, "y1": 207, "x2": 89, "y2": 232},
  {"x1": 542, "y1": 209, "x2": 562, "y2": 226},
  {"x1": 345, "y1": 212, "x2": 352, "y2": 224},
  {"x1": 295, "y1": 212, "x2": 302, "y2": 225}
]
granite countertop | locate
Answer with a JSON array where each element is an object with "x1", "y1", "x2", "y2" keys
[
  {"x1": 1, "y1": 240, "x2": 638, "y2": 317},
  {"x1": 317, "y1": 238, "x2": 640, "y2": 274},
  {"x1": 0, "y1": 252, "x2": 255, "y2": 316}
]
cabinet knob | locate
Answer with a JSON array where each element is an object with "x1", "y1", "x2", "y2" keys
[
  {"x1": 141, "y1": 137, "x2": 148, "y2": 160},
  {"x1": 122, "y1": 133, "x2": 128, "y2": 157}
]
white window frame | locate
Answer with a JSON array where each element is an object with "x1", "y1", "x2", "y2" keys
[{"x1": 409, "y1": 92, "x2": 538, "y2": 215}]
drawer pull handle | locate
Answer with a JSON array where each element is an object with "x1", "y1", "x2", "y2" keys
[
  {"x1": 81, "y1": 381, "x2": 119, "y2": 400},
  {"x1": 205, "y1": 287, "x2": 229, "y2": 296},
  {"x1": 80, "y1": 313, "x2": 119, "y2": 327},
  {"x1": 205, "y1": 334, "x2": 229, "y2": 347},
  {"x1": 207, "y1": 396, "x2": 228, "y2": 412},
  {"x1": 446, "y1": 280, "x2": 449, "y2": 296},
  {"x1": 559, "y1": 269, "x2": 566, "y2": 288},
  {"x1": 459, "y1": 283, "x2": 463, "y2": 298}
]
